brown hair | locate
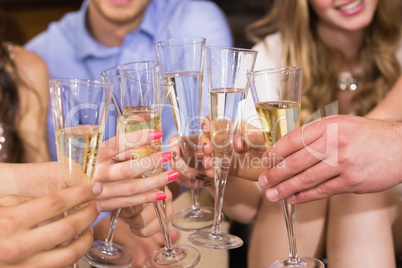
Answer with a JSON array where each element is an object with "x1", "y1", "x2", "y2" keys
[
  {"x1": 0, "y1": 39, "x2": 24, "y2": 162},
  {"x1": 247, "y1": 0, "x2": 402, "y2": 122}
]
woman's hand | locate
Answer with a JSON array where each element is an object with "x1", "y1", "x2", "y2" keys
[
  {"x1": 200, "y1": 116, "x2": 266, "y2": 181},
  {"x1": 0, "y1": 182, "x2": 102, "y2": 267},
  {"x1": 198, "y1": 116, "x2": 264, "y2": 223},
  {"x1": 167, "y1": 134, "x2": 210, "y2": 189},
  {"x1": 93, "y1": 129, "x2": 179, "y2": 211}
]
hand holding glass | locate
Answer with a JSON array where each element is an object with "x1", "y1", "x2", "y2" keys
[
  {"x1": 247, "y1": 67, "x2": 325, "y2": 268},
  {"x1": 49, "y1": 78, "x2": 113, "y2": 267},
  {"x1": 188, "y1": 46, "x2": 257, "y2": 249},
  {"x1": 154, "y1": 37, "x2": 215, "y2": 232}
]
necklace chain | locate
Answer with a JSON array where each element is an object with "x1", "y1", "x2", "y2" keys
[{"x1": 338, "y1": 73, "x2": 358, "y2": 92}]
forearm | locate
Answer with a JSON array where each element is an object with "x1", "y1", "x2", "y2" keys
[{"x1": 366, "y1": 76, "x2": 402, "y2": 120}]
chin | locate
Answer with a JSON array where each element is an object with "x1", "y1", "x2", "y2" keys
[{"x1": 341, "y1": 15, "x2": 374, "y2": 32}]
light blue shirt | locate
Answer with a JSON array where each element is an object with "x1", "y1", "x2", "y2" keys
[{"x1": 25, "y1": 0, "x2": 233, "y2": 161}]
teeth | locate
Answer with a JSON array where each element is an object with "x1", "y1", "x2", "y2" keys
[{"x1": 338, "y1": 0, "x2": 362, "y2": 11}]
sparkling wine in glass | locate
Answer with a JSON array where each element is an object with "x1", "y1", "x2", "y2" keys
[
  {"x1": 188, "y1": 46, "x2": 257, "y2": 249},
  {"x1": 154, "y1": 37, "x2": 215, "y2": 232},
  {"x1": 247, "y1": 67, "x2": 325, "y2": 268},
  {"x1": 120, "y1": 62, "x2": 201, "y2": 268},
  {"x1": 83, "y1": 61, "x2": 165, "y2": 268},
  {"x1": 49, "y1": 78, "x2": 113, "y2": 267}
]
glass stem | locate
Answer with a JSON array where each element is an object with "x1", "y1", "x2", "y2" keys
[
  {"x1": 281, "y1": 200, "x2": 300, "y2": 264},
  {"x1": 153, "y1": 186, "x2": 174, "y2": 252},
  {"x1": 103, "y1": 208, "x2": 121, "y2": 253},
  {"x1": 190, "y1": 181, "x2": 201, "y2": 212},
  {"x1": 211, "y1": 166, "x2": 227, "y2": 235}
]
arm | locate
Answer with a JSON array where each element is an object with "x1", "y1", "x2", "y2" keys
[
  {"x1": 366, "y1": 76, "x2": 402, "y2": 120},
  {"x1": 0, "y1": 129, "x2": 180, "y2": 208}
]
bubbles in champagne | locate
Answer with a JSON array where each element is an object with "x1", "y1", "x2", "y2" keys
[
  {"x1": 255, "y1": 101, "x2": 301, "y2": 147},
  {"x1": 55, "y1": 125, "x2": 102, "y2": 188}
]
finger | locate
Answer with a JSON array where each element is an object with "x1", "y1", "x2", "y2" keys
[
  {"x1": 99, "y1": 170, "x2": 179, "y2": 199},
  {"x1": 128, "y1": 204, "x2": 165, "y2": 237},
  {"x1": 0, "y1": 195, "x2": 31, "y2": 207},
  {"x1": 119, "y1": 203, "x2": 145, "y2": 218},
  {"x1": 98, "y1": 129, "x2": 163, "y2": 162},
  {"x1": 199, "y1": 134, "x2": 213, "y2": 156},
  {"x1": 237, "y1": 123, "x2": 266, "y2": 153},
  {"x1": 262, "y1": 117, "x2": 330, "y2": 164},
  {"x1": 260, "y1": 160, "x2": 340, "y2": 201},
  {"x1": 127, "y1": 189, "x2": 174, "y2": 237},
  {"x1": 259, "y1": 143, "x2": 323, "y2": 188},
  {"x1": 169, "y1": 155, "x2": 202, "y2": 181},
  {"x1": 122, "y1": 203, "x2": 156, "y2": 232},
  {"x1": 15, "y1": 182, "x2": 102, "y2": 227},
  {"x1": 204, "y1": 168, "x2": 214, "y2": 179},
  {"x1": 100, "y1": 190, "x2": 167, "y2": 211},
  {"x1": 21, "y1": 201, "x2": 100, "y2": 259},
  {"x1": 201, "y1": 115, "x2": 211, "y2": 134},
  {"x1": 233, "y1": 137, "x2": 249, "y2": 153},
  {"x1": 286, "y1": 176, "x2": 349, "y2": 204},
  {"x1": 168, "y1": 134, "x2": 181, "y2": 161},
  {"x1": 22, "y1": 227, "x2": 94, "y2": 268},
  {"x1": 95, "y1": 151, "x2": 173, "y2": 182}
]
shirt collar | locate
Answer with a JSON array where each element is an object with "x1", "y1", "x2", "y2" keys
[{"x1": 76, "y1": 0, "x2": 165, "y2": 60}]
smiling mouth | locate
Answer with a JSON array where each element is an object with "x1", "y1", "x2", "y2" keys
[{"x1": 336, "y1": 0, "x2": 363, "y2": 11}]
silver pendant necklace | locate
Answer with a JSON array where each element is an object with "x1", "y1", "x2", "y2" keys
[{"x1": 338, "y1": 72, "x2": 358, "y2": 92}]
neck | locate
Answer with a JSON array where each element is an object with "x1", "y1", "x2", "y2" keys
[
  {"x1": 86, "y1": 3, "x2": 145, "y2": 47},
  {"x1": 317, "y1": 21, "x2": 364, "y2": 66}
]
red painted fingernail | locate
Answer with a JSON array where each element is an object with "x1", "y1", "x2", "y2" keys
[
  {"x1": 161, "y1": 152, "x2": 173, "y2": 162},
  {"x1": 202, "y1": 143, "x2": 208, "y2": 153},
  {"x1": 150, "y1": 130, "x2": 163, "y2": 140},
  {"x1": 241, "y1": 138, "x2": 247, "y2": 148},
  {"x1": 167, "y1": 171, "x2": 180, "y2": 181},
  {"x1": 156, "y1": 193, "x2": 167, "y2": 200}
]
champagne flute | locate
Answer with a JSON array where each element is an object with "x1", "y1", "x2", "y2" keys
[
  {"x1": 83, "y1": 61, "x2": 161, "y2": 268},
  {"x1": 94, "y1": 60, "x2": 200, "y2": 267},
  {"x1": 154, "y1": 37, "x2": 215, "y2": 232},
  {"x1": 188, "y1": 46, "x2": 257, "y2": 249},
  {"x1": 247, "y1": 67, "x2": 325, "y2": 268},
  {"x1": 119, "y1": 62, "x2": 201, "y2": 268},
  {"x1": 49, "y1": 78, "x2": 113, "y2": 268}
]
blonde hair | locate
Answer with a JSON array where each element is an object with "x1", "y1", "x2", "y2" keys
[{"x1": 246, "y1": 0, "x2": 402, "y2": 122}]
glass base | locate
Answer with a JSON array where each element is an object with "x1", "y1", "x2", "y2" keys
[
  {"x1": 82, "y1": 241, "x2": 133, "y2": 268},
  {"x1": 142, "y1": 244, "x2": 200, "y2": 268},
  {"x1": 187, "y1": 231, "x2": 243, "y2": 250},
  {"x1": 268, "y1": 257, "x2": 325, "y2": 268},
  {"x1": 171, "y1": 207, "x2": 214, "y2": 232}
]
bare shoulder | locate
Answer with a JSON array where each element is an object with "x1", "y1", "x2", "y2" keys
[
  {"x1": 11, "y1": 44, "x2": 50, "y2": 162},
  {"x1": 12, "y1": 44, "x2": 49, "y2": 102}
]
